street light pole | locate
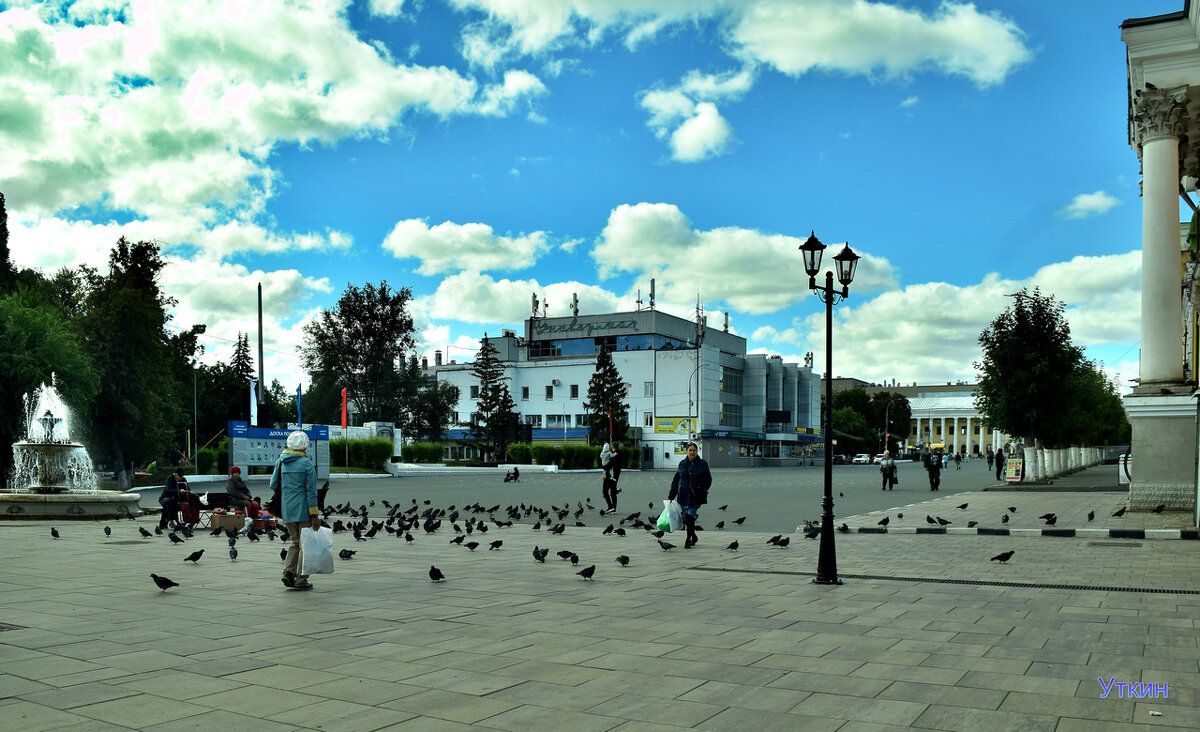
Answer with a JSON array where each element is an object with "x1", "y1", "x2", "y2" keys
[{"x1": 799, "y1": 230, "x2": 860, "y2": 586}]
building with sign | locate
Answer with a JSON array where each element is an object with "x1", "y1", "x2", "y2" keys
[{"x1": 433, "y1": 307, "x2": 822, "y2": 468}]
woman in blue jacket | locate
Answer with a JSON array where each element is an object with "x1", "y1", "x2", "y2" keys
[
  {"x1": 271, "y1": 431, "x2": 320, "y2": 590},
  {"x1": 668, "y1": 442, "x2": 712, "y2": 548}
]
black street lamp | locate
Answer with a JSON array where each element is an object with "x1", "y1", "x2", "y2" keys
[{"x1": 799, "y1": 230, "x2": 860, "y2": 585}]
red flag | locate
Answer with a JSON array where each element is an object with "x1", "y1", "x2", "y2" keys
[{"x1": 340, "y1": 388, "x2": 348, "y2": 429}]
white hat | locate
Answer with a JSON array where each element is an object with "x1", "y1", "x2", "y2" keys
[{"x1": 286, "y1": 431, "x2": 309, "y2": 451}]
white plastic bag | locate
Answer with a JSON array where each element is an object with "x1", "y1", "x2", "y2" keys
[
  {"x1": 657, "y1": 499, "x2": 683, "y2": 533},
  {"x1": 300, "y1": 526, "x2": 335, "y2": 575}
]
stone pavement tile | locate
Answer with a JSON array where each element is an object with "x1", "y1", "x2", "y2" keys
[
  {"x1": 341, "y1": 641, "x2": 449, "y2": 663},
  {"x1": 3, "y1": 699, "x2": 97, "y2": 732},
  {"x1": 382, "y1": 688, "x2": 520, "y2": 724},
  {"x1": 821, "y1": 646, "x2": 930, "y2": 667},
  {"x1": 401, "y1": 667, "x2": 527, "y2": 696},
  {"x1": 488, "y1": 658, "x2": 609, "y2": 686},
  {"x1": 1055, "y1": 719, "x2": 1165, "y2": 732},
  {"x1": 295, "y1": 676, "x2": 425, "y2": 706},
  {"x1": 473, "y1": 703, "x2": 624, "y2": 732},
  {"x1": 919, "y1": 653, "x2": 1031, "y2": 675},
  {"x1": 7, "y1": 654, "x2": 105, "y2": 680},
  {"x1": 657, "y1": 644, "x2": 770, "y2": 667},
  {"x1": 253, "y1": 646, "x2": 371, "y2": 671},
  {"x1": 789, "y1": 691, "x2": 927, "y2": 726},
  {"x1": 114, "y1": 669, "x2": 242, "y2": 700},
  {"x1": 92, "y1": 648, "x2": 188, "y2": 674},
  {"x1": 876, "y1": 679, "x2": 1006, "y2": 709},
  {"x1": 414, "y1": 650, "x2": 528, "y2": 674},
  {"x1": 221, "y1": 663, "x2": 346, "y2": 691},
  {"x1": 910, "y1": 704, "x2": 1059, "y2": 731},
  {"x1": 888, "y1": 638, "x2": 989, "y2": 657},
  {"x1": 575, "y1": 670, "x2": 705, "y2": 700},
  {"x1": 18, "y1": 680, "x2": 139, "y2": 710},
  {"x1": 486, "y1": 679, "x2": 620, "y2": 712},
  {"x1": 1086, "y1": 654, "x2": 1200, "y2": 675},
  {"x1": 982, "y1": 646, "x2": 1091, "y2": 666},
  {"x1": 267, "y1": 698, "x2": 408, "y2": 731},
  {"x1": 71, "y1": 692, "x2": 210, "y2": 727},
  {"x1": 37, "y1": 667, "x2": 130, "y2": 688},
  {"x1": 849, "y1": 661, "x2": 965, "y2": 686},
  {"x1": 606, "y1": 721, "x2": 697, "y2": 731},
  {"x1": 186, "y1": 684, "x2": 326, "y2": 717},
  {"x1": 751, "y1": 653, "x2": 864, "y2": 676},
  {"x1": 765, "y1": 671, "x2": 890, "y2": 698},
  {"x1": 0, "y1": 645, "x2": 46, "y2": 665},
  {"x1": 1133, "y1": 701, "x2": 1200, "y2": 728},
  {"x1": 161, "y1": 654, "x2": 273, "y2": 678},
  {"x1": 675, "y1": 679, "x2": 810, "y2": 713},
  {"x1": 957, "y1": 670, "x2": 1080, "y2": 696},
  {"x1": 140, "y1": 709, "x2": 299, "y2": 732},
  {"x1": 40, "y1": 639, "x2": 144, "y2": 661},
  {"x1": 1000, "y1": 690, "x2": 1135, "y2": 723},
  {"x1": 322, "y1": 658, "x2": 443, "y2": 683},
  {"x1": 698, "y1": 707, "x2": 844, "y2": 732},
  {"x1": 374, "y1": 717, "x2": 482, "y2": 731},
  {"x1": 0, "y1": 673, "x2": 54, "y2": 697},
  {"x1": 584, "y1": 692, "x2": 724, "y2": 727}
]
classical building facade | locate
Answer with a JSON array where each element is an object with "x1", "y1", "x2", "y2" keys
[
  {"x1": 431, "y1": 307, "x2": 822, "y2": 468},
  {"x1": 1122, "y1": 5, "x2": 1200, "y2": 511}
]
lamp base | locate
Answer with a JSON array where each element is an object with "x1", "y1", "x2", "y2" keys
[{"x1": 812, "y1": 577, "x2": 843, "y2": 585}]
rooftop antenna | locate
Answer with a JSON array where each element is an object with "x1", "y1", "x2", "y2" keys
[
  {"x1": 571, "y1": 292, "x2": 579, "y2": 317},
  {"x1": 542, "y1": 297, "x2": 549, "y2": 318},
  {"x1": 531, "y1": 292, "x2": 539, "y2": 318},
  {"x1": 724, "y1": 311, "x2": 729, "y2": 332},
  {"x1": 636, "y1": 288, "x2": 643, "y2": 310},
  {"x1": 649, "y1": 278, "x2": 656, "y2": 310}
]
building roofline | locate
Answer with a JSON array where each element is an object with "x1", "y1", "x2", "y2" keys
[{"x1": 1121, "y1": 1, "x2": 1190, "y2": 30}]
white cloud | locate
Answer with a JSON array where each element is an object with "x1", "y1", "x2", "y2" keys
[
  {"x1": 640, "y1": 67, "x2": 751, "y2": 162},
  {"x1": 1058, "y1": 191, "x2": 1120, "y2": 220},
  {"x1": 592, "y1": 202, "x2": 899, "y2": 314},
  {"x1": 417, "y1": 271, "x2": 624, "y2": 324},
  {"x1": 475, "y1": 69, "x2": 549, "y2": 116},
  {"x1": 368, "y1": 0, "x2": 408, "y2": 17},
  {"x1": 380, "y1": 218, "x2": 552, "y2": 275},
  {"x1": 669, "y1": 102, "x2": 735, "y2": 162},
  {"x1": 900, "y1": 96, "x2": 919, "y2": 107}
]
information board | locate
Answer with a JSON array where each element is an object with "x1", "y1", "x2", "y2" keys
[{"x1": 227, "y1": 421, "x2": 330, "y2": 480}]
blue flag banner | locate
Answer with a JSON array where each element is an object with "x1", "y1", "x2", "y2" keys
[{"x1": 296, "y1": 383, "x2": 303, "y2": 427}]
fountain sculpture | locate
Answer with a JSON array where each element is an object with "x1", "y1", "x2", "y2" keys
[{"x1": 3, "y1": 382, "x2": 141, "y2": 519}]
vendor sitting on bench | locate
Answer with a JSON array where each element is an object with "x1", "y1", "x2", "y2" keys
[{"x1": 226, "y1": 467, "x2": 260, "y2": 520}]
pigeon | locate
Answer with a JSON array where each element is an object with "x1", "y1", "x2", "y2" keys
[
  {"x1": 429, "y1": 565, "x2": 445, "y2": 582},
  {"x1": 602, "y1": 525, "x2": 614, "y2": 535},
  {"x1": 228, "y1": 536, "x2": 237, "y2": 547},
  {"x1": 897, "y1": 513, "x2": 903, "y2": 519},
  {"x1": 767, "y1": 534, "x2": 783, "y2": 545},
  {"x1": 169, "y1": 533, "x2": 184, "y2": 544},
  {"x1": 990, "y1": 550, "x2": 1015, "y2": 564},
  {"x1": 51, "y1": 527, "x2": 60, "y2": 539},
  {"x1": 488, "y1": 540, "x2": 503, "y2": 550},
  {"x1": 926, "y1": 515, "x2": 937, "y2": 525},
  {"x1": 837, "y1": 523, "x2": 849, "y2": 533},
  {"x1": 714, "y1": 521, "x2": 725, "y2": 529},
  {"x1": 718, "y1": 504, "x2": 728, "y2": 511},
  {"x1": 936, "y1": 517, "x2": 951, "y2": 526},
  {"x1": 614, "y1": 528, "x2": 626, "y2": 537},
  {"x1": 1112, "y1": 506, "x2": 1127, "y2": 518},
  {"x1": 775, "y1": 536, "x2": 791, "y2": 547},
  {"x1": 464, "y1": 541, "x2": 481, "y2": 552},
  {"x1": 556, "y1": 550, "x2": 574, "y2": 560},
  {"x1": 154, "y1": 526, "x2": 163, "y2": 535},
  {"x1": 151, "y1": 573, "x2": 178, "y2": 592},
  {"x1": 229, "y1": 547, "x2": 238, "y2": 561},
  {"x1": 877, "y1": 516, "x2": 890, "y2": 527},
  {"x1": 449, "y1": 535, "x2": 464, "y2": 545},
  {"x1": 956, "y1": 503, "x2": 968, "y2": 510},
  {"x1": 570, "y1": 554, "x2": 580, "y2": 565},
  {"x1": 339, "y1": 549, "x2": 356, "y2": 560},
  {"x1": 1001, "y1": 514, "x2": 1009, "y2": 524},
  {"x1": 184, "y1": 549, "x2": 204, "y2": 563},
  {"x1": 139, "y1": 527, "x2": 153, "y2": 538},
  {"x1": 533, "y1": 546, "x2": 549, "y2": 563},
  {"x1": 651, "y1": 530, "x2": 665, "y2": 539},
  {"x1": 104, "y1": 526, "x2": 111, "y2": 536},
  {"x1": 577, "y1": 565, "x2": 596, "y2": 580},
  {"x1": 615, "y1": 555, "x2": 630, "y2": 566},
  {"x1": 1044, "y1": 516, "x2": 1057, "y2": 526},
  {"x1": 1038, "y1": 513, "x2": 1056, "y2": 521},
  {"x1": 280, "y1": 547, "x2": 288, "y2": 560},
  {"x1": 732, "y1": 517, "x2": 746, "y2": 525},
  {"x1": 1151, "y1": 504, "x2": 1166, "y2": 514},
  {"x1": 802, "y1": 525, "x2": 819, "y2": 539},
  {"x1": 658, "y1": 540, "x2": 676, "y2": 551},
  {"x1": 967, "y1": 521, "x2": 978, "y2": 528},
  {"x1": 1008, "y1": 506, "x2": 1017, "y2": 513},
  {"x1": 1087, "y1": 510, "x2": 1095, "y2": 522}
]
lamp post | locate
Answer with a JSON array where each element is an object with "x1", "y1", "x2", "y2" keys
[
  {"x1": 799, "y1": 230, "x2": 860, "y2": 586},
  {"x1": 883, "y1": 397, "x2": 901, "y2": 456}
]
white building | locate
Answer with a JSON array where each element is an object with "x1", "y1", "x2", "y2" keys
[{"x1": 433, "y1": 307, "x2": 822, "y2": 468}]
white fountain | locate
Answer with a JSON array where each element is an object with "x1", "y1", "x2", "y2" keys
[{"x1": 2, "y1": 382, "x2": 142, "y2": 520}]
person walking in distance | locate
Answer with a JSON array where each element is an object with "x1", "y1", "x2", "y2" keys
[
  {"x1": 995, "y1": 448, "x2": 1006, "y2": 482},
  {"x1": 668, "y1": 442, "x2": 712, "y2": 548},
  {"x1": 926, "y1": 448, "x2": 942, "y2": 491},
  {"x1": 879, "y1": 450, "x2": 897, "y2": 490},
  {"x1": 272, "y1": 431, "x2": 320, "y2": 591},
  {"x1": 602, "y1": 442, "x2": 624, "y2": 515}
]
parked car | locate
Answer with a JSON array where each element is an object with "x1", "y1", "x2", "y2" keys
[
  {"x1": 872, "y1": 455, "x2": 884, "y2": 464},
  {"x1": 832, "y1": 454, "x2": 848, "y2": 465},
  {"x1": 851, "y1": 454, "x2": 871, "y2": 464}
]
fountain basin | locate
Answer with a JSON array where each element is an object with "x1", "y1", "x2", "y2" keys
[{"x1": 0, "y1": 492, "x2": 143, "y2": 520}]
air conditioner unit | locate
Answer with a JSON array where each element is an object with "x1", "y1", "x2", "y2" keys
[{"x1": 552, "y1": 379, "x2": 561, "y2": 386}]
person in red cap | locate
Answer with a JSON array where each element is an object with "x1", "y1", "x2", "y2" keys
[{"x1": 226, "y1": 466, "x2": 257, "y2": 517}]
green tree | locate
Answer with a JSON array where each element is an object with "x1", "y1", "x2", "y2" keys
[
  {"x1": 80, "y1": 238, "x2": 194, "y2": 489},
  {"x1": 231, "y1": 332, "x2": 254, "y2": 382},
  {"x1": 401, "y1": 358, "x2": 460, "y2": 441},
  {"x1": 974, "y1": 287, "x2": 1094, "y2": 448},
  {"x1": 0, "y1": 192, "x2": 15, "y2": 295},
  {"x1": 868, "y1": 391, "x2": 911, "y2": 454},
  {"x1": 587, "y1": 344, "x2": 629, "y2": 445},
  {"x1": 268, "y1": 378, "x2": 298, "y2": 426},
  {"x1": 469, "y1": 335, "x2": 515, "y2": 460},
  {"x1": 299, "y1": 282, "x2": 416, "y2": 423},
  {"x1": 831, "y1": 406, "x2": 870, "y2": 450},
  {"x1": 0, "y1": 287, "x2": 98, "y2": 486}
]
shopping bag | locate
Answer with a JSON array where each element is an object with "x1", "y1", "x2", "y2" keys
[
  {"x1": 300, "y1": 526, "x2": 335, "y2": 575},
  {"x1": 657, "y1": 500, "x2": 683, "y2": 533}
]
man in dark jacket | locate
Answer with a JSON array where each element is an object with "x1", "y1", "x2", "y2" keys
[
  {"x1": 926, "y1": 448, "x2": 942, "y2": 491},
  {"x1": 159, "y1": 468, "x2": 189, "y2": 529},
  {"x1": 668, "y1": 442, "x2": 712, "y2": 548},
  {"x1": 602, "y1": 443, "x2": 624, "y2": 515}
]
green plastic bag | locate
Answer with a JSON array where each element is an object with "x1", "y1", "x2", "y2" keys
[{"x1": 657, "y1": 500, "x2": 682, "y2": 532}]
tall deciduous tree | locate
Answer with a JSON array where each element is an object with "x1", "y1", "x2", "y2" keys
[
  {"x1": 299, "y1": 282, "x2": 416, "y2": 423},
  {"x1": 587, "y1": 345, "x2": 629, "y2": 445},
  {"x1": 974, "y1": 287, "x2": 1122, "y2": 448},
  {"x1": 469, "y1": 335, "x2": 515, "y2": 460}
]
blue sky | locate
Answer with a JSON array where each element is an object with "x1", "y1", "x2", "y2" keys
[{"x1": 2, "y1": 0, "x2": 1181, "y2": 392}]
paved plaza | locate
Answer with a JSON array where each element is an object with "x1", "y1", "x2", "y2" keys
[{"x1": 1, "y1": 466, "x2": 1197, "y2": 730}]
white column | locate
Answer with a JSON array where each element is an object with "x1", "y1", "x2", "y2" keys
[
  {"x1": 1133, "y1": 86, "x2": 1188, "y2": 384},
  {"x1": 965, "y1": 416, "x2": 973, "y2": 456},
  {"x1": 939, "y1": 416, "x2": 946, "y2": 446}
]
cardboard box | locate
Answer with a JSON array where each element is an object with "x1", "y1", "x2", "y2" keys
[{"x1": 210, "y1": 513, "x2": 245, "y2": 531}]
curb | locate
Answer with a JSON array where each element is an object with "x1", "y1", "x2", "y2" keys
[{"x1": 844, "y1": 527, "x2": 1199, "y2": 540}]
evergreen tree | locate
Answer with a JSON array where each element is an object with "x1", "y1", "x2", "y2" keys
[
  {"x1": 0, "y1": 192, "x2": 14, "y2": 294},
  {"x1": 469, "y1": 335, "x2": 515, "y2": 460},
  {"x1": 231, "y1": 332, "x2": 254, "y2": 382},
  {"x1": 587, "y1": 345, "x2": 629, "y2": 445}
]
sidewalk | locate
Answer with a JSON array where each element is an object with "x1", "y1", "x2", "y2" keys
[{"x1": 0, "y1": 485, "x2": 1196, "y2": 730}]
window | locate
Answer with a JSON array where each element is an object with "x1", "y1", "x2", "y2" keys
[
  {"x1": 525, "y1": 414, "x2": 542, "y2": 428},
  {"x1": 470, "y1": 385, "x2": 480, "y2": 398},
  {"x1": 720, "y1": 367, "x2": 743, "y2": 394},
  {"x1": 644, "y1": 412, "x2": 653, "y2": 427},
  {"x1": 570, "y1": 384, "x2": 579, "y2": 399},
  {"x1": 545, "y1": 385, "x2": 554, "y2": 399},
  {"x1": 547, "y1": 414, "x2": 568, "y2": 428},
  {"x1": 521, "y1": 386, "x2": 529, "y2": 400},
  {"x1": 576, "y1": 413, "x2": 589, "y2": 426},
  {"x1": 644, "y1": 381, "x2": 654, "y2": 397},
  {"x1": 719, "y1": 403, "x2": 742, "y2": 427}
]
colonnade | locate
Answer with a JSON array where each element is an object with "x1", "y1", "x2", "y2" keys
[{"x1": 911, "y1": 416, "x2": 1007, "y2": 456}]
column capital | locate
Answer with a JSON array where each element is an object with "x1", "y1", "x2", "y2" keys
[{"x1": 1132, "y1": 85, "x2": 1189, "y2": 150}]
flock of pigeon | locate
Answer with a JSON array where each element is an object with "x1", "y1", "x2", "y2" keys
[{"x1": 66, "y1": 495, "x2": 757, "y2": 593}]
